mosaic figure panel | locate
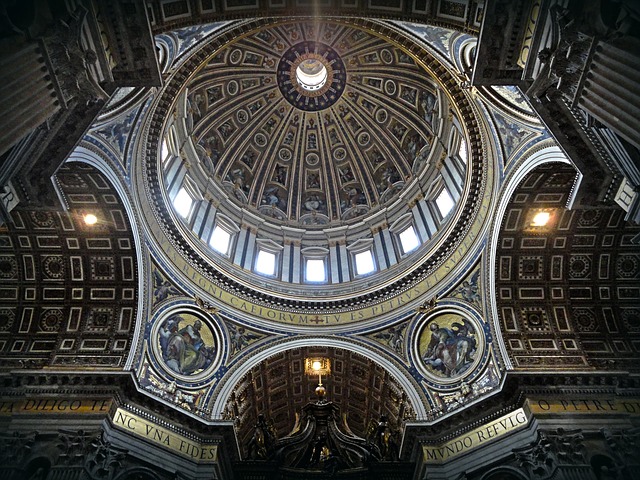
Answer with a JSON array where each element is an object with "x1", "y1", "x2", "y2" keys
[
  {"x1": 156, "y1": 312, "x2": 217, "y2": 377},
  {"x1": 417, "y1": 312, "x2": 480, "y2": 380}
]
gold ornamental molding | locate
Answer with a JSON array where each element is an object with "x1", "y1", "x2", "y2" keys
[{"x1": 527, "y1": 397, "x2": 640, "y2": 415}]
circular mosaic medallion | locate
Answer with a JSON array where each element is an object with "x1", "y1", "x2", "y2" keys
[
  {"x1": 278, "y1": 148, "x2": 292, "y2": 161},
  {"x1": 254, "y1": 133, "x2": 267, "y2": 147},
  {"x1": 306, "y1": 152, "x2": 320, "y2": 166},
  {"x1": 227, "y1": 80, "x2": 239, "y2": 96},
  {"x1": 384, "y1": 80, "x2": 397, "y2": 96},
  {"x1": 277, "y1": 41, "x2": 346, "y2": 111},
  {"x1": 236, "y1": 109, "x2": 249, "y2": 124},
  {"x1": 229, "y1": 49, "x2": 242, "y2": 64},
  {"x1": 358, "y1": 132, "x2": 370, "y2": 146},
  {"x1": 152, "y1": 308, "x2": 222, "y2": 381},
  {"x1": 414, "y1": 309, "x2": 484, "y2": 384},
  {"x1": 380, "y1": 49, "x2": 393, "y2": 64},
  {"x1": 333, "y1": 147, "x2": 346, "y2": 161}
]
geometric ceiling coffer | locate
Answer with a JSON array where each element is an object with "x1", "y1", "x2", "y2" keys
[{"x1": 277, "y1": 41, "x2": 346, "y2": 111}]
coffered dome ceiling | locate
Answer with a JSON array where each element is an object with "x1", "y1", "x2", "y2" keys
[
  {"x1": 181, "y1": 21, "x2": 444, "y2": 228},
  {"x1": 141, "y1": 17, "x2": 489, "y2": 315}
]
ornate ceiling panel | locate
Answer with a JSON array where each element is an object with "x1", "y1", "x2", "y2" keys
[
  {"x1": 183, "y1": 21, "x2": 441, "y2": 228},
  {"x1": 0, "y1": 163, "x2": 138, "y2": 369},
  {"x1": 496, "y1": 163, "x2": 640, "y2": 371}
]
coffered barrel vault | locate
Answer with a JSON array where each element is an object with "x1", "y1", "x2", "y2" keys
[{"x1": 0, "y1": 163, "x2": 138, "y2": 369}]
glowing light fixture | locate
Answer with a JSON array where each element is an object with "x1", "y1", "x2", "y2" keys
[
  {"x1": 531, "y1": 211, "x2": 551, "y2": 227},
  {"x1": 305, "y1": 357, "x2": 330, "y2": 376},
  {"x1": 305, "y1": 357, "x2": 331, "y2": 402},
  {"x1": 84, "y1": 213, "x2": 98, "y2": 225}
]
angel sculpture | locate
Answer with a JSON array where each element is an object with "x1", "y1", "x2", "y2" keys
[{"x1": 153, "y1": 270, "x2": 181, "y2": 302}]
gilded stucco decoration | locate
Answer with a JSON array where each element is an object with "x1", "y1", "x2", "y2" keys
[
  {"x1": 137, "y1": 16, "x2": 493, "y2": 320},
  {"x1": 181, "y1": 21, "x2": 440, "y2": 227}
]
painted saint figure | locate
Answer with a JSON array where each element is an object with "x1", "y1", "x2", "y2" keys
[
  {"x1": 423, "y1": 317, "x2": 477, "y2": 377},
  {"x1": 159, "y1": 315, "x2": 215, "y2": 375}
]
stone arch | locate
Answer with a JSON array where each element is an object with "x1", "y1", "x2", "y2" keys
[
  {"x1": 0, "y1": 161, "x2": 139, "y2": 370},
  {"x1": 212, "y1": 337, "x2": 428, "y2": 424},
  {"x1": 66, "y1": 147, "x2": 147, "y2": 370},
  {"x1": 221, "y1": 343, "x2": 421, "y2": 459}
]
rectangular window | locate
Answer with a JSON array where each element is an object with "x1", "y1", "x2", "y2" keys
[
  {"x1": 399, "y1": 225, "x2": 420, "y2": 254},
  {"x1": 161, "y1": 139, "x2": 170, "y2": 162},
  {"x1": 436, "y1": 188, "x2": 454, "y2": 218},
  {"x1": 209, "y1": 225, "x2": 231, "y2": 255},
  {"x1": 255, "y1": 250, "x2": 276, "y2": 276},
  {"x1": 173, "y1": 187, "x2": 193, "y2": 219},
  {"x1": 306, "y1": 258, "x2": 326, "y2": 282},
  {"x1": 355, "y1": 250, "x2": 375, "y2": 275},
  {"x1": 458, "y1": 140, "x2": 468, "y2": 163}
]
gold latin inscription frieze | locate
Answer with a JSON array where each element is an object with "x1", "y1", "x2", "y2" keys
[
  {"x1": 423, "y1": 408, "x2": 530, "y2": 464},
  {"x1": 0, "y1": 398, "x2": 112, "y2": 415},
  {"x1": 527, "y1": 398, "x2": 640, "y2": 415},
  {"x1": 112, "y1": 408, "x2": 218, "y2": 463}
]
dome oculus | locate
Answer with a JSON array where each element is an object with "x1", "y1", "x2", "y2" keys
[
  {"x1": 296, "y1": 59, "x2": 328, "y2": 91},
  {"x1": 277, "y1": 42, "x2": 345, "y2": 111}
]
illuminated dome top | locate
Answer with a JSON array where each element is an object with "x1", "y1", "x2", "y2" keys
[
  {"x1": 296, "y1": 59, "x2": 327, "y2": 91},
  {"x1": 166, "y1": 21, "x2": 459, "y2": 229},
  {"x1": 146, "y1": 18, "x2": 485, "y2": 307}
]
